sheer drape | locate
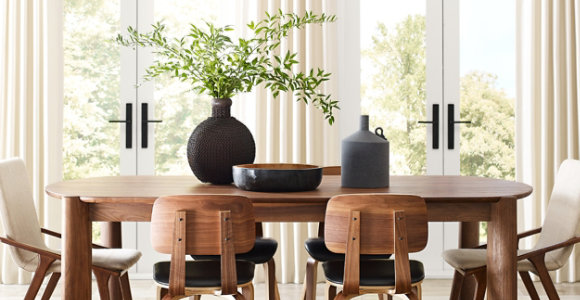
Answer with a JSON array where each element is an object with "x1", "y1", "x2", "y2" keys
[
  {"x1": 232, "y1": 0, "x2": 340, "y2": 283},
  {"x1": 0, "y1": 0, "x2": 63, "y2": 284},
  {"x1": 516, "y1": 0, "x2": 580, "y2": 282}
]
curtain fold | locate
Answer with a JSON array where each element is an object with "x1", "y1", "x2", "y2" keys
[
  {"x1": 517, "y1": 0, "x2": 580, "y2": 282},
  {"x1": 0, "y1": 0, "x2": 63, "y2": 284},
  {"x1": 233, "y1": 0, "x2": 340, "y2": 283}
]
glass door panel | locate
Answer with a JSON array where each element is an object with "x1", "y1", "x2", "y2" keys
[
  {"x1": 360, "y1": 0, "x2": 428, "y2": 175},
  {"x1": 459, "y1": 0, "x2": 516, "y2": 242},
  {"x1": 63, "y1": 0, "x2": 121, "y2": 180},
  {"x1": 63, "y1": 0, "x2": 123, "y2": 243},
  {"x1": 151, "y1": 0, "x2": 234, "y2": 175}
]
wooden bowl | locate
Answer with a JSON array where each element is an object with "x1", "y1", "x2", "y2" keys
[{"x1": 232, "y1": 163, "x2": 323, "y2": 192}]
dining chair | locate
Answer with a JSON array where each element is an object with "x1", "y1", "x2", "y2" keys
[
  {"x1": 0, "y1": 158, "x2": 142, "y2": 300},
  {"x1": 313, "y1": 193, "x2": 428, "y2": 300},
  {"x1": 442, "y1": 159, "x2": 580, "y2": 300},
  {"x1": 151, "y1": 195, "x2": 268, "y2": 300}
]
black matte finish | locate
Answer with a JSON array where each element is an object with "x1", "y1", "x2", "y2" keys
[
  {"x1": 109, "y1": 103, "x2": 132, "y2": 149},
  {"x1": 153, "y1": 260, "x2": 255, "y2": 287},
  {"x1": 233, "y1": 164, "x2": 322, "y2": 192},
  {"x1": 447, "y1": 104, "x2": 471, "y2": 150},
  {"x1": 418, "y1": 104, "x2": 439, "y2": 149},
  {"x1": 141, "y1": 103, "x2": 162, "y2": 149},
  {"x1": 341, "y1": 115, "x2": 390, "y2": 188},
  {"x1": 322, "y1": 259, "x2": 425, "y2": 286},
  {"x1": 191, "y1": 238, "x2": 277, "y2": 264},
  {"x1": 304, "y1": 238, "x2": 390, "y2": 262}
]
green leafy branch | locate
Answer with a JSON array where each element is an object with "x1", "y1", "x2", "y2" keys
[{"x1": 115, "y1": 10, "x2": 339, "y2": 124}]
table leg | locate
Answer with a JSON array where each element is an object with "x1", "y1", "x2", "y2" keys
[
  {"x1": 102, "y1": 222, "x2": 123, "y2": 300},
  {"x1": 459, "y1": 221, "x2": 479, "y2": 300},
  {"x1": 487, "y1": 197, "x2": 517, "y2": 299},
  {"x1": 62, "y1": 197, "x2": 92, "y2": 299}
]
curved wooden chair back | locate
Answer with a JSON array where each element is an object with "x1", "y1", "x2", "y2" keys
[
  {"x1": 151, "y1": 195, "x2": 255, "y2": 297},
  {"x1": 151, "y1": 195, "x2": 255, "y2": 255},
  {"x1": 324, "y1": 194, "x2": 427, "y2": 296},
  {"x1": 325, "y1": 194, "x2": 427, "y2": 254}
]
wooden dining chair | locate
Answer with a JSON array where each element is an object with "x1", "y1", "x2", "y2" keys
[
  {"x1": 315, "y1": 193, "x2": 428, "y2": 300},
  {"x1": 443, "y1": 159, "x2": 580, "y2": 300},
  {"x1": 0, "y1": 158, "x2": 142, "y2": 300},
  {"x1": 151, "y1": 195, "x2": 263, "y2": 300}
]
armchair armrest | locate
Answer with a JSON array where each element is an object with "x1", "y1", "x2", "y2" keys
[
  {"x1": 473, "y1": 227, "x2": 543, "y2": 249},
  {"x1": 0, "y1": 236, "x2": 61, "y2": 260},
  {"x1": 41, "y1": 227, "x2": 107, "y2": 249},
  {"x1": 517, "y1": 236, "x2": 580, "y2": 261},
  {"x1": 517, "y1": 227, "x2": 542, "y2": 240}
]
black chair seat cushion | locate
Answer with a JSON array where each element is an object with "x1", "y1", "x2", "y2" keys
[
  {"x1": 190, "y1": 238, "x2": 277, "y2": 264},
  {"x1": 305, "y1": 237, "x2": 391, "y2": 262},
  {"x1": 322, "y1": 259, "x2": 425, "y2": 287},
  {"x1": 153, "y1": 260, "x2": 255, "y2": 288}
]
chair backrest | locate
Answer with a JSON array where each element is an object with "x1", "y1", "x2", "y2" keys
[
  {"x1": 151, "y1": 195, "x2": 255, "y2": 255},
  {"x1": 0, "y1": 158, "x2": 47, "y2": 272},
  {"x1": 324, "y1": 194, "x2": 427, "y2": 295},
  {"x1": 325, "y1": 194, "x2": 428, "y2": 255},
  {"x1": 534, "y1": 159, "x2": 580, "y2": 268}
]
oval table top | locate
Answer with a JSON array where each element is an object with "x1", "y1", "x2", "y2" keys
[{"x1": 46, "y1": 175, "x2": 532, "y2": 204}]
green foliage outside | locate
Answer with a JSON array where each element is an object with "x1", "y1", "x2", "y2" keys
[{"x1": 361, "y1": 15, "x2": 515, "y2": 241}]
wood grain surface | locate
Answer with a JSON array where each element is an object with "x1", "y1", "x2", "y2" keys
[{"x1": 46, "y1": 175, "x2": 532, "y2": 204}]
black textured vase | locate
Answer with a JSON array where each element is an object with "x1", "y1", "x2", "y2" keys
[{"x1": 187, "y1": 98, "x2": 255, "y2": 184}]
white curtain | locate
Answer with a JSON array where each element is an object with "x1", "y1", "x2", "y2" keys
[
  {"x1": 516, "y1": 0, "x2": 580, "y2": 282},
  {"x1": 0, "y1": 0, "x2": 63, "y2": 284},
  {"x1": 232, "y1": 0, "x2": 340, "y2": 283}
]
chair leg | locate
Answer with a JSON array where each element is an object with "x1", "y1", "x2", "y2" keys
[
  {"x1": 263, "y1": 258, "x2": 280, "y2": 300},
  {"x1": 242, "y1": 283, "x2": 254, "y2": 300},
  {"x1": 41, "y1": 272, "x2": 61, "y2": 300},
  {"x1": 529, "y1": 255, "x2": 560, "y2": 300},
  {"x1": 519, "y1": 271, "x2": 540, "y2": 300},
  {"x1": 303, "y1": 257, "x2": 319, "y2": 300},
  {"x1": 472, "y1": 270, "x2": 487, "y2": 300},
  {"x1": 94, "y1": 270, "x2": 112, "y2": 300},
  {"x1": 119, "y1": 272, "x2": 133, "y2": 300},
  {"x1": 192, "y1": 295, "x2": 201, "y2": 300},
  {"x1": 378, "y1": 294, "x2": 385, "y2": 300},
  {"x1": 157, "y1": 286, "x2": 169, "y2": 300},
  {"x1": 25, "y1": 256, "x2": 55, "y2": 300},
  {"x1": 416, "y1": 283, "x2": 423, "y2": 300},
  {"x1": 449, "y1": 270, "x2": 464, "y2": 300},
  {"x1": 407, "y1": 286, "x2": 419, "y2": 300},
  {"x1": 325, "y1": 283, "x2": 337, "y2": 300},
  {"x1": 232, "y1": 291, "x2": 246, "y2": 300}
]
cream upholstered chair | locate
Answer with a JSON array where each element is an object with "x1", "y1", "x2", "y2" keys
[
  {"x1": 442, "y1": 159, "x2": 580, "y2": 300},
  {"x1": 0, "y1": 158, "x2": 142, "y2": 299}
]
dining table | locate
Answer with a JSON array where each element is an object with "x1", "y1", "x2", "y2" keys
[{"x1": 46, "y1": 174, "x2": 532, "y2": 300}]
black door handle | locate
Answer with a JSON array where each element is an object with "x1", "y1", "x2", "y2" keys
[
  {"x1": 447, "y1": 104, "x2": 471, "y2": 149},
  {"x1": 109, "y1": 103, "x2": 132, "y2": 149},
  {"x1": 418, "y1": 104, "x2": 439, "y2": 149},
  {"x1": 141, "y1": 103, "x2": 162, "y2": 148}
]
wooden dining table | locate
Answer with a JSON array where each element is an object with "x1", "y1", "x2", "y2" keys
[{"x1": 46, "y1": 175, "x2": 532, "y2": 300}]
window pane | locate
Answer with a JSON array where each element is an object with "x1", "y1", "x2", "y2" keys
[{"x1": 360, "y1": 1, "x2": 427, "y2": 175}]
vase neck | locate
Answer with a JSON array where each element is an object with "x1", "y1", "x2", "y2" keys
[
  {"x1": 360, "y1": 115, "x2": 369, "y2": 131},
  {"x1": 212, "y1": 98, "x2": 232, "y2": 118}
]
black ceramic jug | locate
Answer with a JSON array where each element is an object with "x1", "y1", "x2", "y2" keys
[{"x1": 341, "y1": 115, "x2": 389, "y2": 188}]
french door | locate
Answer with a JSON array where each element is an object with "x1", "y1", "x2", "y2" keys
[{"x1": 357, "y1": 0, "x2": 515, "y2": 277}]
